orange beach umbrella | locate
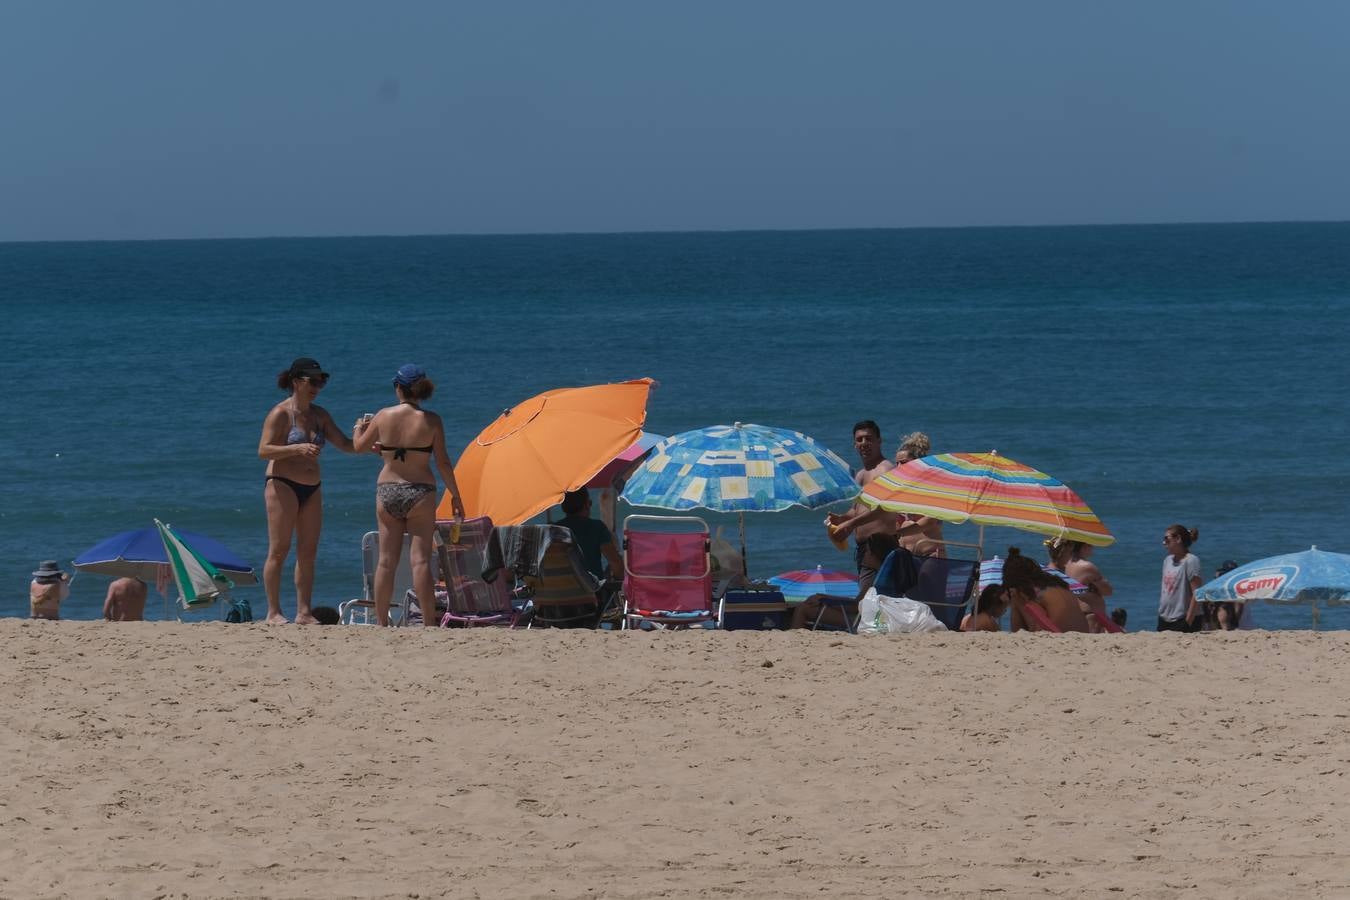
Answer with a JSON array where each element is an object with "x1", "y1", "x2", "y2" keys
[{"x1": 439, "y1": 379, "x2": 654, "y2": 526}]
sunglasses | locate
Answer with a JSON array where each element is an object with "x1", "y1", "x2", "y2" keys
[{"x1": 304, "y1": 374, "x2": 329, "y2": 387}]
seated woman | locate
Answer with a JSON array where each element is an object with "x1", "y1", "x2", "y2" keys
[
  {"x1": 961, "y1": 584, "x2": 1008, "y2": 632},
  {"x1": 790, "y1": 533, "x2": 899, "y2": 629},
  {"x1": 893, "y1": 432, "x2": 946, "y2": 558},
  {"x1": 1045, "y1": 537, "x2": 1111, "y2": 632},
  {"x1": 1003, "y1": 547, "x2": 1090, "y2": 633}
]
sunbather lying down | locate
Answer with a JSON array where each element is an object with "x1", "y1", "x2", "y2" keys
[
  {"x1": 789, "y1": 591, "x2": 856, "y2": 630},
  {"x1": 789, "y1": 533, "x2": 899, "y2": 630}
]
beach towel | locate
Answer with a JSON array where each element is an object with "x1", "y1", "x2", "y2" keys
[{"x1": 482, "y1": 524, "x2": 597, "y2": 590}]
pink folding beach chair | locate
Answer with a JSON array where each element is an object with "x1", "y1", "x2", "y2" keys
[
  {"x1": 621, "y1": 515, "x2": 714, "y2": 629},
  {"x1": 1016, "y1": 600, "x2": 1124, "y2": 634},
  {"x1": 435, "y1": 517, "x2": 518, "y2": 627},
  {"x1": 1018, "y1": 600, "x2": 1062, "y2": 633},
  {"x1": 1092, "y1": 609, "x2": 1125, "y2": 633}
]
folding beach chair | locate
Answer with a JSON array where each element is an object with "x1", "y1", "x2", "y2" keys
[
  {"x1": 871, "y1": 546, "x2": 978, "y2": 632},
  {"x1": 906, "y1": 553, "x2": 980, "y2": 632},
  {"x1": 621, "y1": 515, "x2": 714, "y2": 629},
  {"x1": 434, "y1": 517, "x2": 517, "y2": 627},
  {"x1": 1092, "y1": 609, "x2": 1124, "y2": 633},
  {"x1": 339, "y1": 531, "x2": 415, "y2": 626},
  {"x1": 522, "y1": 533, "x2": 602, "y2": 628},
  {"x1": 810, "y1": 594, "x2": 863, "y2": 633},
  {"x1": 718, "y1": 588, "x2": 789, "y2": 631},
  {"x1": 1018, "y1": 600, "x2": 1063, "y2": 633}
]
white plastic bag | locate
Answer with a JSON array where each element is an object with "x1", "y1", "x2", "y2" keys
[{"x1": 856, "y1": 587, "x2": 948, "y2": 634}]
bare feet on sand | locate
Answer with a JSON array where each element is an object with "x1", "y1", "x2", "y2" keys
[
  {"x1": 294, "y1": 613, "x2": 320, "y2": 625},
  {"x1": 265, "y1": 613, "x2": 290, "y2": 625}
]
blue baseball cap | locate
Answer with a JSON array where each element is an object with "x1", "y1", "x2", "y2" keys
[{"x1": 393, "y1": 363, "x2": 426, "y2": 387}]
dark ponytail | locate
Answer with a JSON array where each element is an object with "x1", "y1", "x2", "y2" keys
[
  {"x1": 1003, "y1": 546, "x2": 1068, "y2": 596},
  {"x1": 1166, "y1": 524, "x2": 1199, "y2": 549},
  {"x1": 399, "y1": 379, "x2": 435, "y2": 402}
]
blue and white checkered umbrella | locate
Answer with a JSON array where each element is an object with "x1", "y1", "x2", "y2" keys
[
  {"x1": 620, "y1": 423, "x2": 859, "y2": 513},
  {"x1": 620, "y1": 423, "x2": 858, "y2": 577}
]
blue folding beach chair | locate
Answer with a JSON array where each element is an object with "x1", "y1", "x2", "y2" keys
[{"x1": 875, "y1": 548, "x2": 978, "y2": 631}]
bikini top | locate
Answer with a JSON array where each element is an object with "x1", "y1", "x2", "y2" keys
[
  {"x1": 382, "y1": 443, "x2": 433, "y2": 462},
  {"x1": 381, "y1": 402, "x2": 433, "y2": 461},
  {"x1": 287, "y1": 407, "x2": 326, "y2": 449}
]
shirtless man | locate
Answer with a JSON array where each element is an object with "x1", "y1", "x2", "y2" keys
[
  {"x1": 103, "y1": 576, "x2": 148, "y2": 621},
  {"x1": 826, "y1": 420, "x2": 897, "y2": 593}
]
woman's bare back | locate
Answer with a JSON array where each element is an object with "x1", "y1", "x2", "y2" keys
[
  {"x1": 1038, "y1": 585, "x2": 1091, "y2": 632},
  {"x1": 375, "y1": 404, "x2": 440, "y2": 483}
]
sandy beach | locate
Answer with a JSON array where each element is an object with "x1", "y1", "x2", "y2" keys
[{"x1": 3, "y1": 621, "x2": 1348, "y2": 898}]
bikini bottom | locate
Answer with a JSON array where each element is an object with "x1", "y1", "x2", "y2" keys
[
  {"x1": 377, "y1": 482, "x2": 436, "y2": 520},
  {"x1": 266, "y1": 475, "x2": 321, "y2": 507}
]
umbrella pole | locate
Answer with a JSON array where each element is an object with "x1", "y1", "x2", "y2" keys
[
  {"x1": 739, "y1": 512, "x2": 748, "y2": 577},
  {"x1": 1313, "y1": 602, "x2": 1320, "y2": 631}
]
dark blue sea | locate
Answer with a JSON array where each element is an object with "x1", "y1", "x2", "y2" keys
[{"x1": 3, "y1": 223, "x2": 1348, "y2": 628}]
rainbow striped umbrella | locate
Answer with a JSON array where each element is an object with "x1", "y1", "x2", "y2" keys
[
  {"x1": 859, "y1": 452, "x2": 1113, "y2": 547},
  {"x1": 768, "y1": 565, "x2": 860, "y2": 602}
]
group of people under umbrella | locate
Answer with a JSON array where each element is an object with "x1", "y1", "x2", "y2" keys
[{"x1": 43, "y1": 378, "x2": 1350, "y2": 628}]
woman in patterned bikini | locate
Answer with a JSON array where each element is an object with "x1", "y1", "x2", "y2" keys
[
  {"x1": 258, "y1": 357, "x2": 359, "y2": 625},
  {"x1": 353, "y1": 364, "x2": 466, "y2": 626}
]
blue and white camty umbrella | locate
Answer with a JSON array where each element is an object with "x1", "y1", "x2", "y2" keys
[{"x1": 1195, "y1": 546, "x2": 1350, "y2": 628}]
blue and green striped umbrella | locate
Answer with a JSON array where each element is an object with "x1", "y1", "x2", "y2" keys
[{"x1": 619, "y1": 423, "x2": 858, "y2": 513}]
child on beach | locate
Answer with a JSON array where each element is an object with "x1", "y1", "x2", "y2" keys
[
  {"x1": 29, "y1": 560, "x2": 71, "y2": 620},
  {"x1": 1159, "y1": 525, "x2": 1202, "y2": 632},
  {"x1": 961, "y1": 584, "x2": 1008, "y2": 632},
  {"x1": 1210, "y1": 559, "x2": 1247, "y2": 630}
]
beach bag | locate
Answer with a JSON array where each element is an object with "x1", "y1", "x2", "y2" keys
[
  {"x1": 224, "y1": 595, "x2": 253, "y2": 623},
  {"x1": 709, "y1": 528, "x2": 744, "y2": 579},
  {"x1": 856, "y1": 587, "x2": 947, "y2": 634}
]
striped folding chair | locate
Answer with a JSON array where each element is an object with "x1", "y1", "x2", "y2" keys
[
  {"x1": 523, "y1": 536, "x2": 602, "y2": 628},
  {"x1": 436, "y1": 517, "x2": 517, "y2": 627}
]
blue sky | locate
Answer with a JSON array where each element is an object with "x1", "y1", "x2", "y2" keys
[{"x1": 2, "y1": 0, "x2": 1348, "y2": 240}]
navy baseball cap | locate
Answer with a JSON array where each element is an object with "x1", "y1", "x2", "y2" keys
[{"x1": 393, "y1": 363, "x2": 426, "y2": 386}]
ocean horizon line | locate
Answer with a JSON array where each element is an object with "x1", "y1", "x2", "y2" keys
[{"x1": 3, "y1": 216, "x2": 1349, "y2": 247}]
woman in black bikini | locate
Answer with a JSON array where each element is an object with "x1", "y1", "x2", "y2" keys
[
  {"x1": 353, "y1": 363, "x2": 466, "y2": 627},
  {"x1": 258, "y1": 358, "x2": 359, "y2": 624}
]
